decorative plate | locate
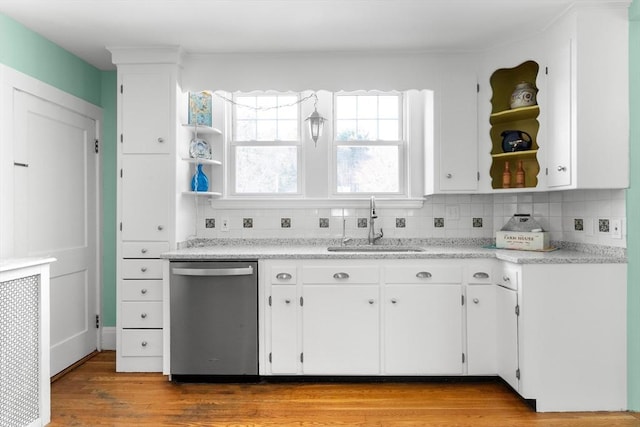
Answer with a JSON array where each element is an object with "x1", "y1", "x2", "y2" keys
[{"x1": 189, "y1": 138, "x2": 212, "y2": 159}]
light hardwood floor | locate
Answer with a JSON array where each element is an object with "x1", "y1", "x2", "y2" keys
[{"x1": 49, "y1": 351, "x2": 640, "y2": 426}]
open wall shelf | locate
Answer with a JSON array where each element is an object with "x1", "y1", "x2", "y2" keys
[{"x1": 489, "y1": 60, "x2": 540, "y2": 190}]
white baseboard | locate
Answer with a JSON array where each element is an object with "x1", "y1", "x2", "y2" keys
[{"x1": 101, "y1": 327, "x2": 116, "y2": 350}]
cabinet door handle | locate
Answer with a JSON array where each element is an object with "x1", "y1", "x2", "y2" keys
[
  {"x1": 276, "y1": 272, "x2": 292, "y2": 281},
  {"x1": 503, "y1": 276, "x2": 510, "y2": 282},
  {"x1": 416, "y1": 271, "x2": 432, "y2": 279},
  {"x1": 391, "y1": 298, "x2": 398, "y2": 304},
  {"x1": 333, "y1": 272, "x2": 350, "y2": 280},
  {"x1": 368, "y1": 299, "x2": 375, "y2": 305},
  {"x1": 157, "y1": 225, "x2": 164, "y2": 231},
  {"x1": 473, "y1": 298, "x2": 480, "y2": 304},
  {"x1": 557, "y1": 165, "x2": 567, "y2": 172},
  {"x1": 157, "y1": 137, "x2": 164, "y2": 143},
  {"x1": 285, "y1": 299, "x2": 291, "y2": 304},
  {"x1": 141, "y1": 267, "x2": 147, "y2": 272},
  {"x1": 140, "y1": 313, "x2": 147, "y2": 319},
  {"x1": 141, "y1": 288, "x2": 148, "y2": 295},
  {"x1": 446, "y1": 173, "x2": 452, "y2": 179},
  {"x1": 473, "y1": 272, "x2": 489, "y2": 279},
  {"x1": 141, "y1": 248, "x2": 148, "y2": 254},
  {"x1": 141, "y1": 341, "x2": 148, "y2": 347}
]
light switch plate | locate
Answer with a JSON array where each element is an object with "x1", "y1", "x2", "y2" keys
[{"x1": 221, "y1": 217, "x2": 230, "y2": 232}]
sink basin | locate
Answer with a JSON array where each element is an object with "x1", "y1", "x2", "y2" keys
[{"x1": 327, "y1": 245, "x2": 425, "y2": 252}]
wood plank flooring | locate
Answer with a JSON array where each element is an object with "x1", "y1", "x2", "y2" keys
[{"x1": 50, "y1": 351, "x2": 640, "y2": 426}]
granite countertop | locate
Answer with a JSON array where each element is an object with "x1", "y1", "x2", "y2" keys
[{"x1": 161, "y1": 238, "x2": 627, "y2": 264}]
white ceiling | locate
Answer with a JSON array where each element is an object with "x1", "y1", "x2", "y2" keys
[{"x1": 0, "y1": 0, "x2": 603, "y2": 70}]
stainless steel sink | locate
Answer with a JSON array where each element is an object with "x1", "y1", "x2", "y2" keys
[{"x1": 327, "y1": 245, "x2": 425, "y2": 252}]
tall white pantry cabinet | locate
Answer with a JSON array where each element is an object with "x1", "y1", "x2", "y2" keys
[{"x1": 110, "y1": 48, "x2": 192, "y2": 372}]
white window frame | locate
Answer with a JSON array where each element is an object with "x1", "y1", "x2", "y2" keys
[
  {"x1": 228, "y1": 91, "x2": 304, "y2": 197},
  {"x1": 331, "y1": 91, "x2": 407, "y2": 197}
]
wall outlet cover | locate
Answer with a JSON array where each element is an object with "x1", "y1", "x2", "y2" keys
[
  {"x1": 611, "y1": 219, "x2": 622, "y2": 239},
  {"x1": 221, "y1": 217, "x2": 230, "y2": 232}
]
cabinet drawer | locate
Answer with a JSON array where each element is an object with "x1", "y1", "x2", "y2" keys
[
  {"x1": 121, "y1": 280, "x2": 163, "y2": 301},
  {"x1": 385, "y1": 265, "x2": 462, "y2": 284},
  {"x1": 122, "y1": 242, "x2": 170, "y2": 259},
  {"x1": 302, "y1": 266, "x2": 379, "y2": 284},
  {"x1": 499, "y1": 265, "x2": 519, "y2": 290},
  {"x1": 121, "y1": 330, "x2": 163, "y2": 357},
  {"x1": 270, "y1": 266, "x2": 297, "y2": 284},
  {"x1": 122, "y1": 259, "x2": 163, "y2": 279},
  {"x1": 121, "y1": 301, "x2": 163, "y2": 328}
]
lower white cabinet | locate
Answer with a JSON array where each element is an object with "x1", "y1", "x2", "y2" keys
[
  {"x1": 466, "y1": 284, "x2": 497, "y2": 375},
  {"x1": 302, "y1": 284, "x2": 380, "y2": 374},
  {"x1": 270, "y1": 285, "x2": 298, "y2": 374},
  {"x1": 496, "y1": 283, "x2": 519, "y2": 391}
]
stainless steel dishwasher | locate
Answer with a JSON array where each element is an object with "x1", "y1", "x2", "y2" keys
[{"x1": 169, "y1": 260, "x2": 258, "y2": 380}]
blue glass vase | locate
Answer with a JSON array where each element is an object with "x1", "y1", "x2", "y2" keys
[{"x1": 191, "y1": 164, "x2": 209, "y2": 192}]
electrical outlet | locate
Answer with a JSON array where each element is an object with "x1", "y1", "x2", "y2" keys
[
  {"x1": 611, "y1": 219, "x2": 622, "y2": 239},
  {"x1": 221, "y1": 217, "x2": 230, "y2": 232}
]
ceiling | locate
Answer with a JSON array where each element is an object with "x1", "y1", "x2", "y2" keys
[{"x1": 0, "y1": 0, "x2": 604, "y2": 70}]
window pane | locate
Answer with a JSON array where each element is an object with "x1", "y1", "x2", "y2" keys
[
  {"x1": 336, "y1": 119, "x2": 358, "y2": 140},
  {"x1": 256, "y1": 97, "x2": 277, "y2": 119},
  {"x1": 378, "y1": 96, "x2": 399, "y2": 119},
  {"x1": 235, "y1": 97, "x2": 256, "y2": 120},
  {"x1": 336, "y1": 145, "x2": 399, "y2": 193},
  {"x1": 357, "y1": 96, "x2": 377, "y2": 119},
  {"x1": 378, "y1": 120, "x2": 399, "y2": 141},
  {"x1": 256, "y1": 120, "x2": 278, "y2": 140},
  {"x1": 278, "y1": 119, "x2": 298, "y2": 141},
  {"x1": 235, "y1": 146, "x2": 298, "y2": 193},
  {"x1": 357, "y1": 120, "x2": 378, "y2": 141},
  {"x1": 337, "y1": 95, "x2": 357, "y2": 118},
  {"x1": 236, "y1": 120, "x2": 256, "y2": 141},
  {"x1": 278, "y1": 96, "x2": 298, "y2": 119}
]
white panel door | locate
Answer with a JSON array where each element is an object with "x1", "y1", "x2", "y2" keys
[
  {"x1": 13, "y1": 89, "x2": 99, "y2": 376},
  {"x1": 466, "y1": 284, "x2": 497, "y2": 375},
  {"x1": 270, "y1": 286, "x2": 298, "y2": 374},
  {"x1": 384, "y1": 284, "x2": 463, "y2": 374},
  {"x1": 496, "y1": 285, "x2": 519, "y2": 391},
  {"x1": 302, "y1": 285, "x2": 379, "y2": 374}
]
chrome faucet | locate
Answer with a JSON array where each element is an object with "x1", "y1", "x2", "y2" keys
[{"x1": 368, "y1": 196, "x2": 383, "y2": 245}]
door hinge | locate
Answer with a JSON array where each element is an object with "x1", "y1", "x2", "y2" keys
[
  {"x1": 268, "y1": 295, "x2": 272, "y2": 306},
  {"x1": 300, "y1": 296, "x2": 304, "y2": 306},
  {"x1": 120, "y1": 222, "x2": 123, "y2": 232},
  {"x1": 476, "y1": 83, "x2": 480, "y2": 93},
  {"x1": 545, "y1": 66, "x2": 549, "y2": 75},
  {"x1": 300, "y1": 353, "x2": 304, "y2": 363},
  {"x1": 269, "y1": 352, "x2": 272, "y2": 363},
  {"x1": 120, "y1": 84, "x2": 123, "y2": 94},
  {"x1": 120, "y1": 169, "x2": 123, "y2": 178},
  {"x1": 120, "y1": 134, "x2": 123, "y2": 143},
  {"x1": 94, "y1": 139, "x2": 99, "y2": 154},
  {"x1": 477, "y1": 171, "x2": 480, "y2": 181},
  {"x1": 95, "y1": 314, "x2": 100, "y2": 329},
  {"x1": 462, "y1": 353, "x2": 466, "y2": 363},
  {"x1": 516, "y1": 368, "x2": 521, "y2": 380},
  {"x1": 546, "y1": 167, "x2": 549, "y2": 176},
  {"x1": 461, "y1": 294, "x2": 465, "y2": 306},
  {"x1": 515, "y1": 304, "x2": 520, "y2": 316}
]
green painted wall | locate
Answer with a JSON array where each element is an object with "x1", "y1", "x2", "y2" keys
[
  {"x1": 628, "y1": 0, "x2": 640, "y2": 411},
  {"x1": 0, "y1": 13, "x2": 117, "y2": 327}
]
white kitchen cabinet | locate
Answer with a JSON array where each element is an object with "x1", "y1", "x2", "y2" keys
[
  {"x1": 269, "y1": 285, "x2": 298, "y2": 374},
  {"x1": 302, "y1": 284, "x2": 380, "y2": 375},
  {"x1": 465, "y1": 262, "x2": 497, "y2": 375},
  {"x1": 496, "y1": 281, "x2": 519, "y2": 392},
  {"x1": 425, "y1": 61, "x2": 479, "y2": 195},
  {"x1": 384, "y1": 284, "x2": 462, "y2": 374}
]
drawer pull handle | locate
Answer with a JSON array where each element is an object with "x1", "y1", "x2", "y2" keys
[
  {"x1": 473, "y1": 272, "x2": 489, "y2": 279},
  {"x1": 416, "y1": 271, "x2": 432, "y2": 279},
  {"x1": 141, "y1": 288, "x2": 148, "y2": 295},
  {"x1": 391, "y1": 298, "x2": 398, "y2": 304},
  {"x1": 368, "y1": 299, "x2": 375, "y2": 305},
  {"x1": 285, "y1": 299, "x2": 291, "y2": 304},
  {"x1": 333, "y1": 272, "x2": 350, "y2": 280},
  {"x1": 276, "y1": 272, "x2": 292, "y2": 281},
  {"x1": 141, "y1": 313, "x2": 147, "y2": 319},
  {"x1": 141, "y1": 267, "x2": 147, "y2": 272},
  {"x1": 473, "y1": 298, "x2": 480, "y2": 304},
  {"x1": 503, "y1": 276, "x2": 510, "y2": 282},
  {"x1": 141, "y1": 341, "x2": 148, "y2": 347},
  {"x1": 141, "y1": 248, "x2": 148, "y2": 254}
]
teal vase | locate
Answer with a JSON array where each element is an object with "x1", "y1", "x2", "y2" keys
[{"x1": 191, "y1": 164, "x2": 209, "y2": 192}]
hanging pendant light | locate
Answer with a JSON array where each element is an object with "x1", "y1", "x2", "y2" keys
[{"x1": 305, "y1": 94, "x2": 326, "y2": 147}]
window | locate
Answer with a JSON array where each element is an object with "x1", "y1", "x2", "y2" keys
[
  {"x1": 334, "y1": 92, "x2": 404, "y2": 194},
  {"x1": 231, "y1": 92, "x2": 301, "y2": 194}
]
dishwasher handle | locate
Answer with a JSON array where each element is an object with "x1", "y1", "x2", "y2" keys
[{"x1": 172, "y1": 266, "x2": 254, "y2": 277}]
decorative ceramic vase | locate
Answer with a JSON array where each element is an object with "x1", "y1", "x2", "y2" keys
[
  {"x1": 191, "y1": 164, "x2": 209, "y2": 192},
  {"x1": 501, "y1": 130, "x2": 532, "y2": 152},
  {"x1": 510, "y1": 81, "x2": 538, "y2": 109}
]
